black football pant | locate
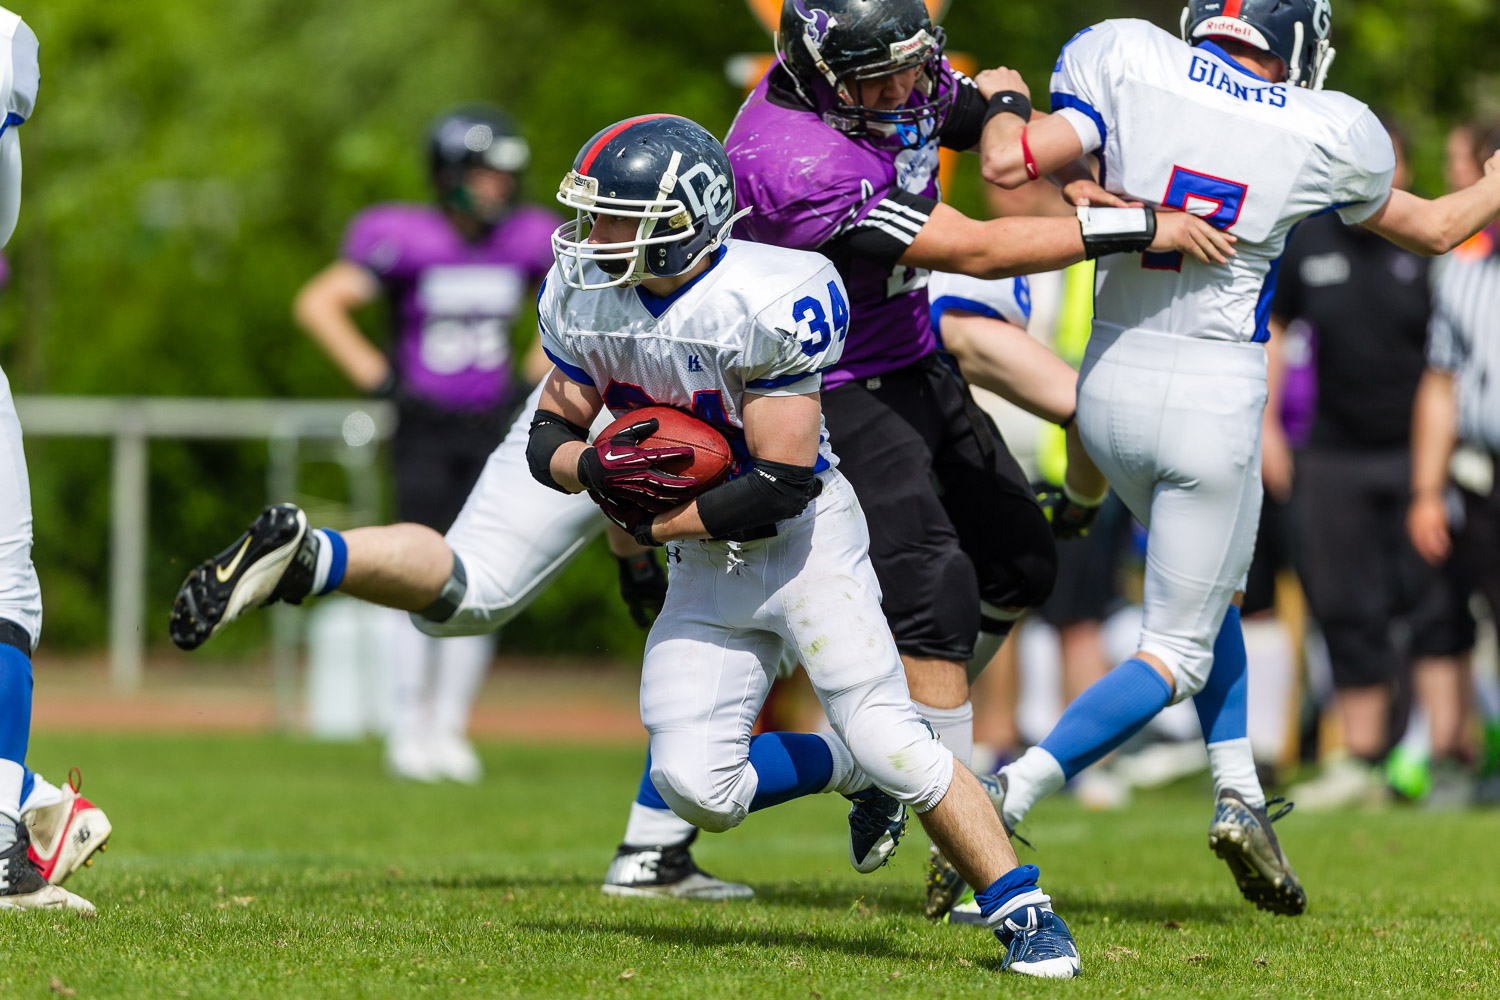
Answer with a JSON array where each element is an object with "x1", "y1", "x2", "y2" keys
[{"x1": 822, "y1": 354, "x2": 1057, "y2": 663}]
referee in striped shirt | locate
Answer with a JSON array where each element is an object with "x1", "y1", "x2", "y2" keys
[{"x1": 1409, "y1": 123, "x2": 1500, "y2": 802}]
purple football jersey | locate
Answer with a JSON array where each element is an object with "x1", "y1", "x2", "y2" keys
[
  {"x1": 341, "y1": 203, "x2": 560, "y2": 412},
  {"x1": 728, "y1": 61, "x2": 963, "y2": 389}
]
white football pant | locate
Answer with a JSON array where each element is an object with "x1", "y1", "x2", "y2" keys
[
  {"x1": 1076, "y1": 327, "x2": 1266, "y2": 701},
  {"x1": 0, "y1": 367, "x2": 39, "y2": 646},
  {"x1": 642, "y1": 472, "x2": 954, "y2": 833},
  {"x1": 413, "y1": 381, "x2": 609, "y2": 639}
]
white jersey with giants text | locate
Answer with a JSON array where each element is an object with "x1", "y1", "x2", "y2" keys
[
  {"x1": 1051, "y1": 18, "x2": 1395, "y2": 344},
  {"x1": 538, "y1": 239, "x2": 848, "y2": 473}
]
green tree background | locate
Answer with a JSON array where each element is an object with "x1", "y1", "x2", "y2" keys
[{"x1": 7, "y1": 0, "x2": 1500, "y2": 659}]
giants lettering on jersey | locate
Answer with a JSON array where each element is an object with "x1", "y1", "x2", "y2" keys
[{"x1": 1189, "y1": 55, "x2": 1286, "y2": 107}]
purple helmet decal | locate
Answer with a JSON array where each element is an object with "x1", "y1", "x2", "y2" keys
[{"x1": 792, "y1": 0, "x2": 834, "y2": 46}]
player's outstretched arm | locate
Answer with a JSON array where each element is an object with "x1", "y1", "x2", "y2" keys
[
  {"x1": 939, "y1": 310, "x2": 1077, "y2": 424},
  {"x1": 902, "y1": 202, "x2": 1234, "y2": 280},
  {"x1": 292, "y1": 260, "x2": 390, "y2": 392},
  {"x1": 1363, "y1": 152, "x2": 1500, "y2": 256},
  {"x1": 648, "y1": 392, "x2": 823, "y2": 544}
]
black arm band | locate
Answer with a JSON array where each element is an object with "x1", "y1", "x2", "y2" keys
[
  {"x1": 983, "y1": 91, "x2": 1032, "y2": 127},
  {"x1": 526, "y1": 409, "x2": 590, "y2": 494},
  {"x1": 696, "y1": 460, "x2": 822, "y2": 540},
  {"x1": 1078, "y1": 206, "x2": 1157, "y2": 260}
]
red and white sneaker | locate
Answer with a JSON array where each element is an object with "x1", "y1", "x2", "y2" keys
[{"x1": 23, "y1": 771, "x2": 111, "y2": 886}]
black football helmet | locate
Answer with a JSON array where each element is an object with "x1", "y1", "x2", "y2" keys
[
  {"x1": 427, "y1": 104, "x2": 531, "y2": 225},
  {"x1": 1181, "y1": 0, "x2": 1336, "y2": 89},
  {"x1": 551, "y1": 115, "x2": 746, "y2": 290},
  {"x1": 777, "y1": 0, "x2": 952, "y2": 147}
]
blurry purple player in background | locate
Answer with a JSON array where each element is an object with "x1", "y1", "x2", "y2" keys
[{"x1": 292, "y1": 105, "x2": 560, "y2": 783}]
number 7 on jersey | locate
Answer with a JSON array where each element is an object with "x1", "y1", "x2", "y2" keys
[{"x1": 1143, "y1": 166, "x2": 1249, "y2": 272}]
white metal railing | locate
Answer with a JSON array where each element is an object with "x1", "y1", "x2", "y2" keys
[{"x1": 15, "y1": 396, "x2": 396, "y2": 710}]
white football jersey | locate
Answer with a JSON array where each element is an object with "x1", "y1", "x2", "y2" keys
[
  {"x1": 0, "y1": 7, "x2": 36, "y2": 130},
  {"x1": 1051, "y1": 18, "x2": 1395, "y2": 344},
  {"x1": 538, "y1": 239, "x2": 848, "y2": 472},
  {"x1": 927, "y1": 272, "x2": 1032, "y2": 337}
]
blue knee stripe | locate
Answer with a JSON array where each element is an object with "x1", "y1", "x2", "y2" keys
[
  {"x1": 1195, "y1": 605, "x2": 1249, "y2": 745},
  {"x1": 635, "y1": 751, "x2": 670, "y2": 810},
  {"x1": 0, "y1": 643, "x2": 31, "y2": 765}
]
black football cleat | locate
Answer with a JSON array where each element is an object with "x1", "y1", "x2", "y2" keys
[{"x1": 169, "y1": 504, "x2": 315, "y2": 650}]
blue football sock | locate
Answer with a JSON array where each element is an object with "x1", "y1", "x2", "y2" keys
[
  {"x1": 0, "y1": 643, "x2": 32, "y2": 766},
  {"x1": 747, "y1": 732, "x2": 834, "y2": 812},
  {"x1": 635, "y1": 751, "x2": 671, "y2": 810},
  {"x1": 1194, "y1": 606, "x2": 1248, "y2": 745},
  {"x1": 1039, "y1": 657, "x2": 1172, "y2": 779},
  {"x1": 976, "y1": 863, "x2": 1042, "y2": 919},
  {"x1": 19, "y1": 767, "x2": 33, "y2": 807}
]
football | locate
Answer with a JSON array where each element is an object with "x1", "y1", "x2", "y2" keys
[{"x1": 595, "y1": 405, "x2": 734, "y2": 500}]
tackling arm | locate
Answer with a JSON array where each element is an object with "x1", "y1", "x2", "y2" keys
[
  {"x1": 900, "y1": 195, "x2": 1235, "y2": 280},
  {"x1": 291, "y1": 260, "x2": 390, "y2": 392},
  {"x1": 1362, "y1": 152, "x2": 1500, "y2": 256}
]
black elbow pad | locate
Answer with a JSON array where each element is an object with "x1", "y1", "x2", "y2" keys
[
  {"x1": 527, "y1": 410, "x2": 590, "y2": 493},
  {"x1": 697, "y1": 459, "x2": 822, "y2": 540}
]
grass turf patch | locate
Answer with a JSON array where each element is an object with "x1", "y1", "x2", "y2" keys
[{"x1": 7, "y1": 734, "x2": 1498, "y2": 999}]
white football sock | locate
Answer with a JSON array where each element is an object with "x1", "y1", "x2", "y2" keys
[
  {"x1": 998, "y1": 747, "x2": 1066, "y2": 829},
  {"x1": 913, "y1": 699, "x2": 975, "y2": 768},
  {"x1": 18, "y1": 771, "x2": 62, "y2": 815},
  {"x1": 386, "y1": 611, "x2": 434, "y2": 747},
  {"x1": 814, "y1": 731, "x2": 867, "y2": 795},
  {"x1": 432, "y1": 633, "x2": 492, "y2": 742},
  {"x1": 0, "y1": 759, "x2": 22, "y2": 850},
  {"x1": 1207, "y1": 737, "x2": 1265, "y2": 809},
  {"x1": 621, "y1": 801, "x2": 698, "y2": 848}
]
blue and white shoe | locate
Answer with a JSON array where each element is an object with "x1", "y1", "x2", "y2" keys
[
  {"x1": 993, "y1": 904, "x2": 1081, "y2": 978},
  {"x1": 845, "y1": 788, "x2": 906, "y2": 874}
]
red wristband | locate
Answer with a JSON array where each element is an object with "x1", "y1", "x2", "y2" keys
[{"x1": 1021, "y1": 124, "x2": 1040, "y2": 182}]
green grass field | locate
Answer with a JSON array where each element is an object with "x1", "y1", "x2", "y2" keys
[{"x1": 7, "y1": 734, "x2": 1500, "y2": 999}]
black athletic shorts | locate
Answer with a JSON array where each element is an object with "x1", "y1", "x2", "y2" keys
[
  {"x1": 391, "y1": 402, "x2": 511, "y2": 534},
  {"x1": 822, "y1": 353, "x2": 1057, "y2": 662},
  {"x1": 1291, "y1": 447, "x2": 1474, "y2": 689}
]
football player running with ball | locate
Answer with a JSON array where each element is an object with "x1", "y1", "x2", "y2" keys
[
  {"x1": 977, "y1": 0, "x2": 1500, "y2": 915},
  {"x1": 727, "y1": 0, "x2": 1233, "y2": 920},
  {"x1": 527, "y1": 113, "x2": 1081, "y2": 978}
]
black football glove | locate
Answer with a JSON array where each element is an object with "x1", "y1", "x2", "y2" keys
[
  {"x1": 1037, "y1": 487, "x2": 1102, "y2": 541},
  {"x1": 616, "y1": 550, "x2": 668, "y2": 629}
]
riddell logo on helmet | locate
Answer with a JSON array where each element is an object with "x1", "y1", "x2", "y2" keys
[
  {"x1": 889, "y1": 30, "x2": 935, "y2": 61},
  {"x1": 1200, "y1": 16, "x2": 1254, "y2": 40}
]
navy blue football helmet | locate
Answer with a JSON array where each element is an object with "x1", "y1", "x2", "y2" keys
[
  {"x1": 552, "y1": 115, "x2": 746, "y2": 290},
  {"x1": 778, "y1": 0, "x2": 952, "y2": 147},
  {"x1": 1182, "y1": 0, "x2": 1336, "y2": 89}
]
